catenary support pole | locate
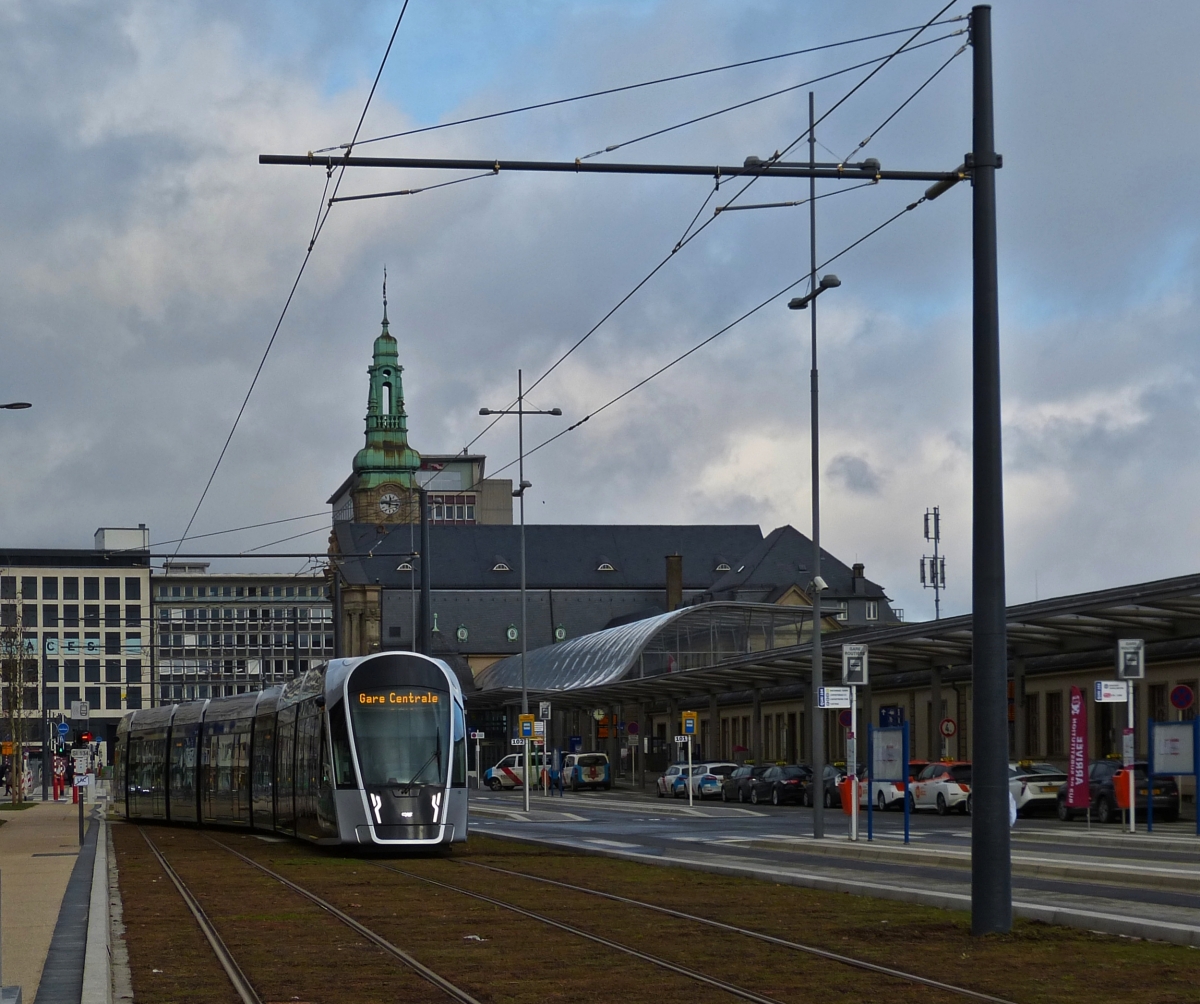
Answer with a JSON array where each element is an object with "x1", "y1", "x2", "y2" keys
[
  {"x1": 808, "y1": 90, "x2": 826, "y2": 842},
  {"x1": 969, "y1": 4, "x2": 1011, "y2": 936},
  {"x1": 418, "y1": 487, "x2": 432, "y2": 657}
]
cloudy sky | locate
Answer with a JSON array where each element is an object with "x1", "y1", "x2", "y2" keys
[{"x1": 2, "y1": 0, "x2": 1198, "y2": 621}]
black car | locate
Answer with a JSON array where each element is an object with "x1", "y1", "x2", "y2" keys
[
  {"x1": 1056, "y1": 759, "x2": 1180, "y2": 824},
  {"x1": 748, "y1": 764, "x2": 809, "y2": 806},
  {"x1": 721, "y1": 765, "x2": 769, "y2": 802}
]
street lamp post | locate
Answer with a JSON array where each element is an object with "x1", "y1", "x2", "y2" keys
[
  {"x1": 789, "y1": 271, "x2": 840, "y2": 841},
  {"x1": 0, "y1": 403, "x2": 31, "y2": 410},
  {"x1": 480, "y1": 372, "x2": 561, "y2": 812}
]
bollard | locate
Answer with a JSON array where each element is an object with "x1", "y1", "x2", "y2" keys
[{"x1": 78, "y1": 788, "x2": 84, "y2": 846}]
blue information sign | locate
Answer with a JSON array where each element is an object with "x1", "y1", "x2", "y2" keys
[{"x1": 57, "y1": 723, "x2": 69, "y2": 737}]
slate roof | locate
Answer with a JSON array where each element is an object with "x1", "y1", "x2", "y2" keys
[
  {"x1": 333, "y1": 523, "x2": 764, "y2": 591},
  {"x1": 700, "y1": 524, "x2": 891, "y2": 605}
]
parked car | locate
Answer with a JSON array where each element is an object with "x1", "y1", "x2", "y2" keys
[
  {"x1": 563, "y1": 752, "x2": 611, "y2": 791},
  {"x1": 749, "y1": 764, "x2": 809, "y2": 806},
  {"x1": 1009, "y1": 761, "x2": 1067, "y2": 816},
  {"x1": 722, "y1": 765, "x2": 770, "y2": 802},
  {"x1": 803, "y1": 763, "x2": 855, "y2": 808},
  {"x1": 870, "y1": 760, "x2": 929, "y2": 811},
  {"x1": 909, "y1": 761, "x2": 972, "y2": 815},
  {"x1": 1055, "y1": 759, "x2": 1180, "y2": 824},
  {"x1": 484, "y1": 750, "x2": 549, "y2": 790},
  {"x1": 657, "y1": 763, "x2": 689, "y2": 797},
  {"x1": 693, "y1": 763, "x2": 739, "y2": 800}
]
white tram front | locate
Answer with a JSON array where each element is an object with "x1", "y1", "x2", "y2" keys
[{"x1": 115, "y1": 652, "x2": 469, "y2": 847}]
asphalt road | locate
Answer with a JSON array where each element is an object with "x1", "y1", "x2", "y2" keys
[{"x1": 467, "y1": 786, "x2": 1200, "y2": 946}]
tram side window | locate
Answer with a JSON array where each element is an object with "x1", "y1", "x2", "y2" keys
[{"x1": 329, "y1": 703, "x2": 356, "y2": 788}]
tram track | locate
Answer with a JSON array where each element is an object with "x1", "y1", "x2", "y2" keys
[
  {"x1": 378, "y1": 862, "x2": 788, "y2": 1004},
  {"x1": 455, "y1": 859, "x2": 1017, "y2": 1004},
  {"x1": 137, "y1": 826, "x2": 482, "y2": 1004}
]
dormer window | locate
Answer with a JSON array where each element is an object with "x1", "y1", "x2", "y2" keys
[
  {"x1": 715, "y1": 563, "x2": 731, "y2": 573},
  {"x1": 596, "y1": 562, "x2": 615, "y2": 572},
  {"x1": 396, "y1": 562, "x2": 413, "y2": 572},
  {"x1": 492, "y1": 562, "x2": 511, "y2": 572}
]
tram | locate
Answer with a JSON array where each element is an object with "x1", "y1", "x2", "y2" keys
[{"x1": 113, "y1": 652, "x2": 468, "y2": 846}]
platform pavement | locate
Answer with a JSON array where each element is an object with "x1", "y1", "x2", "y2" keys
[{"x1": 0, "y1": 795, "x2": 92, "y2": 1002}]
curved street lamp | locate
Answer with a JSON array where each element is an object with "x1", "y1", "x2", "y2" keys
[{"x1": 1, "y1": 402, "x2": 31, "y2": 410}]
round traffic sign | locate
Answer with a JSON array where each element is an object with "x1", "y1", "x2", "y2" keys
[
  {"x1": 940, "y1": 718, "x2": 957, "y2": 738},
  {"x1": 626, "y1": 721, "x2": 639, "y2": 735},
  {"x1": 1170, "y1": 684, "x2": 1195, "y2": 711},
  {"x1": 57, "y1": 723, "x2": 69, "y2": 737},
  {"x1": 838, "y1": 710, "x2": 853, "y2": 729}
]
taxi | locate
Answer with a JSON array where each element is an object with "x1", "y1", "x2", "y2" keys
[
  {"x1": 1009, "y1": 761, "x2": 1067, "y2": 816},
  {"x1": 870, "y1": 760, "x2": 929, "y2": 811},
  {"x1": 909, "y1": 760, "x2": 972, "y2": 815}
]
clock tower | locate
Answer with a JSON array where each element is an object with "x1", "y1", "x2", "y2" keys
[{"x1": 349, "y1": 278, "x2": 422, "y2": 524}]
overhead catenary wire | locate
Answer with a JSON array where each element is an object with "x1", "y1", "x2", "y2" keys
[
  {"x1": 576, "y1": 29, "x2": 966, "y2": 162},
  {"x1": 484, "y1": 2, "x2": 962, "y2": 427},
  {"x1": 485, "y1": 192, "x2": 933, "y2": 479},
  {"x1": 330, "y1": 169, "x2": 499, "y2": 204},
  {"x1": 173, "y1": 1, "x2": 412, "y2": 557},
  {"x1": 840, "y1": 40, "x2": 968, "y2": 164},
  {"x1": 312, "y1": 18, "x2": 966, "y2": 154}
]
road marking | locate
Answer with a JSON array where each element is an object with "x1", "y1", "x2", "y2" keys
[{"x1": 585, "y1": 838, "x2": 641, "y2": 849}]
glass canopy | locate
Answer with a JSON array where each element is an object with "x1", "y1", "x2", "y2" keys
[{"x1": 474, "y1": 602, "x2": 813, "y2": 692}]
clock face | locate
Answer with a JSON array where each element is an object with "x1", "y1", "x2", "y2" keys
[{"x1": 378, "y1": 492, "x2": 401, "y2": 515}]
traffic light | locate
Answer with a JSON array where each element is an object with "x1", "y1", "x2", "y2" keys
[{"x1": 79, "y1": 732, "x2": 93, "y2": 743}]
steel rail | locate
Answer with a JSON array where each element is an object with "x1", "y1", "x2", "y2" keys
[
  {"x1": 378, "y1": 863, "x2": 786, "y2": 1004},
  {"x1": 138, "y1": 828, "x2": 264, "y2": 1004},
  {"x1": 259, "y1": 152, "x2": 958, "y2": 183},
  {"x1": 205, "y1": 837, "x2": 482, "y2": 1004},
  {"x1": 459, "y1": 859, "x2": 1019, "y2": 1004}
]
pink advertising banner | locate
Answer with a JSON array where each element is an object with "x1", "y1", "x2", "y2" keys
[{"x1": 1067, "y1": 685, "x2": 1089, "y2": 808}]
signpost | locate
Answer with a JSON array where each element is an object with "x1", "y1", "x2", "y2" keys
[
  {"x1": 939, "y1": 718, "x2": 957, "y2": 740},
  {"x1": 538, "y1": 701, "x2": 551, "y2": 720},
  {"x1": 867, "y1": 722, "x2": 910, "y2": 844},
  {"x1": 1171, "y1": 685, "x2": 1194, "y2": 713},
  {"x1": 680, "y1": 711, "x2": 698, "y2": 807},
  {"x1": 518, "y1": 713, "x2": 536, "y2": 811},
  {"x1": 818, "y1": 687, "x2": 852, "y2": 709},
  {"x1": 1116, "y1": 640, "x2": 1145, "y2": 833},
  {"x1": 840, "y1": 644, "x2": 868, "y2": 841},
  {"x1": 70, "y1": 699, "x2": 89, "y2": 722},
  {"x1": 1094, "y1": 681, "x2": 1128, "y2": 703},
  {"x1": 470, "y1": 730, "x2": 485, "y2": 788}
]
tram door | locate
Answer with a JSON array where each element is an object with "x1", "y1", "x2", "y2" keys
[
  {"x1": 275, "y1": 704, "x2": 298, "y2": 834},
  {"x1": 251, "y1": 712, "x2": 276, "y2": 830}
]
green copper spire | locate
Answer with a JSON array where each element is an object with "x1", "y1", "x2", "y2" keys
[{"x1": 352, "y1": 271, "x2": 421, "y2": 488}]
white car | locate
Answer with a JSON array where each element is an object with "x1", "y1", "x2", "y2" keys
[
  {"x1": 870, "y1": 761, "x2": 930, "y2": 811},
  {"x1": 689, "y1": 762, "x2": 739, "y2": 800},
  {"x1": 656, "y1": 763, "x2": 689, "y2": 797},
  {"x1": 484, "y1": 751, "x2": 548, "y2": 790},
  {"x1": 1009, "y1": 761, "x2": 1067, "y2": 816},
  {"x1": 909, "y1": 761, "x2": 972, "y2": 815}
]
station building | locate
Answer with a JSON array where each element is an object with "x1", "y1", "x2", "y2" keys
[
  {"x1": 471, "y1": 572, "x2": 1200, "y2": 816},
  {"x1": 326, "y1": 292, "x2": 903, "y2": 688}
]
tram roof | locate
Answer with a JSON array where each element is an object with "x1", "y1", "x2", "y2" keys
[{"x1": 468, "y1": 571, "x2": 1200, "y2": 710}]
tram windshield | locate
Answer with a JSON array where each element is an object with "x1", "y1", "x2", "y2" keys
[{"x1": 349, "y1": 686, "x2": 450, "y2": 787}]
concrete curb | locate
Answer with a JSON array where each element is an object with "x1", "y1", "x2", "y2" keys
[
  {"x1": 481, "y1": 828, "x2": 1200, "y2": 948},
  {"x1": 80, "y1": 811, "x2": 110, "y2": 1004}
]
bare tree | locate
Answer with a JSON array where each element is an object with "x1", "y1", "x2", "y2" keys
[{"x1": 0, "y1": 576, "x2": 31, "y2": 803}]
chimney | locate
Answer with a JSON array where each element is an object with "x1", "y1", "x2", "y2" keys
[
  {"x1": 852, "y1": 562, "x2": 866, "y2": 595},
  {"x1": 665, "y1": 554, "x2": 683, "y2": 612}
]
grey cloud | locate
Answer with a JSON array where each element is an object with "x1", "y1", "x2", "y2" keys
[{"x1": 826, "y1": 454, "x2": 884, "y2": 496}]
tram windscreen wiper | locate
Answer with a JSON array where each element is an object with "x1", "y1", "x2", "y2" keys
[{"x1": 404, "y1": 728, "x2": 442, "y2": 788}]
